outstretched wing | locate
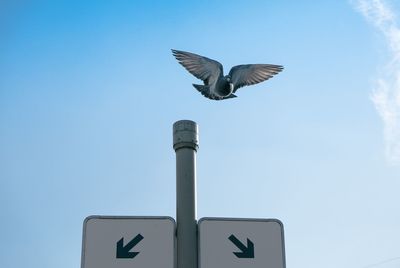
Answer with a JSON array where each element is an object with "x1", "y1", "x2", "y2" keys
[
  {"x1": 172, "y1": 49, "x2": 223, "y2": 86},
  {"x1": 229, "y1": 64, "x2": 283, "y2": 92}
]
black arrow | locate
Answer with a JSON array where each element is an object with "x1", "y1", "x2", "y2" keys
[
  {"x1": 228, "y1": 234, "x2": 254, "y2": 258},
  {"x1": 116, "y1": 234, "x2": 144, "y2": 259}
]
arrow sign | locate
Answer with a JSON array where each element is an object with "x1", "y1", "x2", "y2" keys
[
  {"x1": 116, "y1": 234, "x2": 144, "y2": 259},
  {"x1": 228, "y1": 234, "x2": 254, "y2": 258}
]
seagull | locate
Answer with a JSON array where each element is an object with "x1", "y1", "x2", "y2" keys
[{"x1": 172, "y1": 49, "x2": 283, "y2": 100}]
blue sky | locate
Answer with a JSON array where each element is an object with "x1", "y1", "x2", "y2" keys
[{"x1": 1, "y1": 1, "x2": 400, "y2": 267}]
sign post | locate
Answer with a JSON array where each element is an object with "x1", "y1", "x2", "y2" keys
[
  {"x1": 80, "y1": 120, "x2": 286, "y2": 268},
  {"x1": 173, "y1": 120, "x2": 199, "y2": 268}
]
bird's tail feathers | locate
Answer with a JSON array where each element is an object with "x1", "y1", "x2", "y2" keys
[
  {"x1": 192, "y1": 84, "x2": 208, "y2": 93},
  {"x1": 193, "y1": 84, "x2": 217, "y2": 99}
]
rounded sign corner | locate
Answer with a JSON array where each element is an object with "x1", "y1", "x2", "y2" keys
[
  {"x1": 198, "y1": 217, "x2": 209, "y2": 225},
  {"x1": 270, "y1": 218, "x2": 284, "y2": 229},
  {"x1": 164, "y1": 216, "x2": 176, "y2": 223},
  {"x1": 83, "y1": 215, "x2": 100, "y2": 225}
]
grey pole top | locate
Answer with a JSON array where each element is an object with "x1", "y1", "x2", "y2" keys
[{"x1": 173, "y1": 120, "x2": 199, "y2": 151}]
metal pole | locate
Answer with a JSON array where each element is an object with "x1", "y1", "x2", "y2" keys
[{"x1": 173, "y1": 120, "x2": 198, "y2": 268}]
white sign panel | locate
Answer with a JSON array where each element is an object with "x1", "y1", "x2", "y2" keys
[
  {"x1": 81, "y1": 216, "x2": 175, "y2": 268},
  {"x1": 199, "y1": 218, "x2": 285, "y2": 268}
]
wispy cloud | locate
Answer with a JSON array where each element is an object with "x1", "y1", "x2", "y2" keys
[{"x1": 352, "y1": 0, "x2": 400, "y2": 165}]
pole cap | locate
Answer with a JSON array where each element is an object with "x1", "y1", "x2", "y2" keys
[{"x1": 173, "y1": 120, "x2": 199, "y2": 151}]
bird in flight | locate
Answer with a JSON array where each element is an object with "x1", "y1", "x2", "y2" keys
[{"x1": 172, "y1": 49, "x2": 283, "y2": 100}]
